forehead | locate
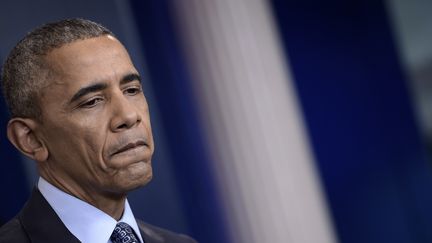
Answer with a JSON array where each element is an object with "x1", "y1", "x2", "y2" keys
[{"x1": 41, "y1": 35, "x2": 136, "y2": 101}]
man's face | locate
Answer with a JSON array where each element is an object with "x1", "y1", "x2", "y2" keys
[{"x1": 36, "y1": 35, "x2": 154, "y2": 198}]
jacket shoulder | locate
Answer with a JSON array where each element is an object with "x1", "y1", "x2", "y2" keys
[
  {"x1": 0, "y1": 216, "x2": 31, "y2": 242},
  {"x1": 137, "y1": 220, "x2": 198, "y2": 243}
]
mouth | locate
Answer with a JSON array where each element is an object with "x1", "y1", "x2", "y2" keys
[{"x1": 111, "y1": 140, "x2": 147, "y2": 157}]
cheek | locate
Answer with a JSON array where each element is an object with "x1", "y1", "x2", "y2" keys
[
  {"x1": 141, "y1": 105, "x2": 153, "y2": 138},
  {"x1": 44, "y1": 118, "x2": 107, "y2": 164},
  {"x1": 80, "y1": 125, "x2": 110, "y2": 161}
]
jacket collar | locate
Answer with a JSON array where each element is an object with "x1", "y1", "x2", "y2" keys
[
  {"x1": 19, "y1": 188, "x2": 80, "y2": 243},
  {"x1": 19, "y1": 188, "x2": 159, "y2": 243}
]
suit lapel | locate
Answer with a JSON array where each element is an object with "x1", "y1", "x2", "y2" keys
[
  {"x1": 19, "y1": 188, "x2": 80, "y2": 243},
  {"x1": 137, "y1": 220, "x2": 164, "y2": 243}
]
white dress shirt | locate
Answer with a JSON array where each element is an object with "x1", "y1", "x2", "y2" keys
[{"x1": 38, "y1": 177, "x2": 144, "y2": 243}]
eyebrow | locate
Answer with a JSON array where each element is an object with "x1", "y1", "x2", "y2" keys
[
  {"x1": 68, "y1": 73, "x2": 142, "y2": 104},
  {"x1": 120, "y1": 73, "x2": 141, "y2": 85},
  {"x1": 69, "y1": 82, "x2": 107, "y2": 104}
]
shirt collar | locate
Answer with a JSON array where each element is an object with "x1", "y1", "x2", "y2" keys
[{"x1": 38, "y1": 177, "x2": 144, "y2": 243}]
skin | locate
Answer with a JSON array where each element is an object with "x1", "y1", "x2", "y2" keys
[{"x1": 7, "y1": 35, "x2": 154, "y2": 220}]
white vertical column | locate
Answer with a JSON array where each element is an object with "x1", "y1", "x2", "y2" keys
[{"x1": 172, "y1": 1, "x2": 338, "y2": 242}]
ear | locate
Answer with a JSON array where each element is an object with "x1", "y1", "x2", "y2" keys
[{"x1": 7, "y1": 118, "x2": 49, "y2": 162}]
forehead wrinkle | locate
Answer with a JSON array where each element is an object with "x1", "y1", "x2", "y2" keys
[{"x1": 39, "y1": 37, "x2": 137, "y2": 108}]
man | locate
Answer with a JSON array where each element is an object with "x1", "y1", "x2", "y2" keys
[{"x1": 0, "y1": 18, "x2": 196, "y2": 243}]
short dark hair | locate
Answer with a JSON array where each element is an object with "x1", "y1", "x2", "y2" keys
[{"x1": 1, "y1": 18, "x2": 114, "y2": 119}]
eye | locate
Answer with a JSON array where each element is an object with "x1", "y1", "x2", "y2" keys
[
  {"x1": 124, "y1": 85, "x2": 142, "y2": 96},
  {"x1": 80, "y1": 97, "x2": 104, "y2": 108}
]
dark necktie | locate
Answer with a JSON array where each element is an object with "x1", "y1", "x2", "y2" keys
[{"x1": 110, "y1": 222, "x2": 140, "y2": 243}]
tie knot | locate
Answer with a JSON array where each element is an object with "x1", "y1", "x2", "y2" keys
[{"x1": 110, "y1": 222, "x2": 140, "y2": 243}]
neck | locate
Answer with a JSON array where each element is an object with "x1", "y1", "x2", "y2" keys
[{"x1": 39, "y1": 172, "x2": 126, "y2": 220}]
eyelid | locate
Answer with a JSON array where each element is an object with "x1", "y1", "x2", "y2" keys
[
  {"x1": 123, "y1": 84, "x2": 143, "y2": 93},
  {"x1": 78, "y1": 96, "x2": 104, "y2": 108}
]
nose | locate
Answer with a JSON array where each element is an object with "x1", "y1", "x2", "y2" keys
[{"x1": 110, "y1": 93, "x2": 141, "y2": 132}]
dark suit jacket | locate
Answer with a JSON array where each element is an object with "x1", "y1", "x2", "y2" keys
[{"x1": 0, "y1": 189, "x2": 197, "y2": 243}]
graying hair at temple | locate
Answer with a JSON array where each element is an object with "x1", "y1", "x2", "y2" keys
[{"x1": 1, "y1": 18, "x2": 113, "y2": 120}]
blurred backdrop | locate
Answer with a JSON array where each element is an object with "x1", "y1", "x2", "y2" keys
[{"x1": 1, "y1": 0, "x2": 432, "y2": 243}]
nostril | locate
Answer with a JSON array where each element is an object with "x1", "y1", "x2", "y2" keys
[
  {"x1": 111, "y1": 106, "x2": 141, "y2": 131},
  {"x1": 117, "y1": 123, "x2": 128, "y2": 130}
]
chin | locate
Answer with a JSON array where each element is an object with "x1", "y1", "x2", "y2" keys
[{"x1": 118, "y1": 161, "x2": 153, "y2": 192}]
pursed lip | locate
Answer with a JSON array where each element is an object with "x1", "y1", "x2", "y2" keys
[{"x1": 111, "y1": 140, "x2": 147, "y2": 157}]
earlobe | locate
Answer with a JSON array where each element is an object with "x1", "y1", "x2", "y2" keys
[{"x1": 7, "y1": 118, "x2": 49, "y2": 162}]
